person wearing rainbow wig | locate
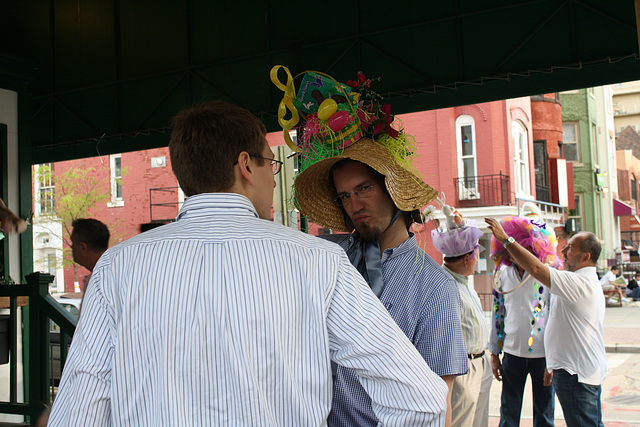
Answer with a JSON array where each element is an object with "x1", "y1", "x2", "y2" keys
[{"x1": 487, "y1": 203, "x2": 560, "y2": 427}]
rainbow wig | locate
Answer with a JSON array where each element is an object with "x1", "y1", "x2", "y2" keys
[{"x1": 490, "y1": 215, "x2": 562, "y2": 270}]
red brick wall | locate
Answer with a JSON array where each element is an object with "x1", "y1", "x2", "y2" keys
[
  {"x1": 531, "y1": 96, "x2": 562, "y2": 159},
  {"x1": 55, "y1": 147, "x2": 178, "y2": 291}
]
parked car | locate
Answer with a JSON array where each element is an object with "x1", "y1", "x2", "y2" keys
[{"x1": 50, "y1": 293, "x2": 81, "y2": 386}]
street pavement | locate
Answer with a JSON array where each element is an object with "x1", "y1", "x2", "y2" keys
[{"x1": 488, "y1": 302, "x2": 640, "y2": 426}]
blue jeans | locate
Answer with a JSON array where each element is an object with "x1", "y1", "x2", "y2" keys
[
  {"x1": 553, "y1": 369, "x2": 604, "y2": 427},
  {"x1": 499, "y1": 353, "x2": 554, "y2": 427}
]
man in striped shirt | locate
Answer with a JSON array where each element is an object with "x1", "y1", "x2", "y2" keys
[
  {"x1": 294, "y1": 141, "x2": 468, "y2": 427},
  {"x1": 432, "y1": 206, "x2": 490, "y2": 427},
  {"x1": 48, "y1": 100, "x2": 448, "y2": 426}
]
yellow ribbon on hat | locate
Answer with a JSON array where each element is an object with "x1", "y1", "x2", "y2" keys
[{"x1": 270, "y1": 65, "x2": 300, "y2": 152}]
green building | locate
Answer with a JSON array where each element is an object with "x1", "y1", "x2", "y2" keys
[{"x1": 561, "y1": 87, "x2": 619, "y2": 269}]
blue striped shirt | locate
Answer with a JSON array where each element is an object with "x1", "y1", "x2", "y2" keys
[
  {"x1": 323, "y1": 233, "x2": 468, "y2": 427},
  {"x1": 48, "y1": 193, "x2": 448, "y2": 426}
]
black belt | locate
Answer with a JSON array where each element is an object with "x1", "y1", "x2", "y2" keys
[{"x1": 468, "y1": 350, "x2": 485, "y2": 360}]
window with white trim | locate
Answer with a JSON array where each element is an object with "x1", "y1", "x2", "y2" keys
[
  {"x1": 512, "y1": 120, "x2": 530, "y2": 196},
  {"x1": 568, "y1": 193, "x2": 584, "y2": 233},
  {"x1": 109, "y1": 154, "x2": 124, "y2": 207},
  {"x1": 35, "y1": 163, "x2": 55, "y2": 215},
  {"x1": 455, "y1": 115, "x2": 479, "y2": 199},
  {"x1": 561, "y1": 122, "x2": 580, "y2": 162}
]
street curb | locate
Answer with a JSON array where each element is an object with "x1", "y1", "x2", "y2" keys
[{"x1": 605, "y1": 344, "x2": 640, "y2": 353}]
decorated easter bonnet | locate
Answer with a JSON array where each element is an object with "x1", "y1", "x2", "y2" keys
[
  {"x1": 489, "y1": 202, "x2": 562, "y2": 270},
  {"x1": 431, "y1": 195, "x2": 484, "y2": 257},
  {"x1": 270, "y1": 65, "x2": 438, "y2": 232}
]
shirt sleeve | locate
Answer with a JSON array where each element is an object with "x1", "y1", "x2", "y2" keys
[
  {"x1": 488, "y1": 291, "x2": 502, "y2": 355},
  {"x1": 326, "y1": 251, "x2": 448, "y2": 427},
  {"x1": 414, "y1": 274, "x2": 469, "y2": 377},
  {"x1": 48, "y1": 266, "x2": 115, "y2": 426},
  {"x1": 549, "y1": 268, "x2": 589, "y2": 303}
]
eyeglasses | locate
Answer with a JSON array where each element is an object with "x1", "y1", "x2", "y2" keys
[
  {"x1": 333, "y1": 183, "x2": 377, "y2": 206},
  {"x1": 234, "y1": 154, "x2": 284, "y2": 175}
]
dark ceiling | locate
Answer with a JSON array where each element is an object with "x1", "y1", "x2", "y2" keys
[{"x1": 0, "y1": 0, "x2": 639, "y2": 164}]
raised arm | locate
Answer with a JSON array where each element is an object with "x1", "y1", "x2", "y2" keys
[
  {"x1": 0, "y1": 199, "x2": 27, "y2": 235},
  {"x1": 485, "y1": 217, "x2": 551, "y2": 288}
]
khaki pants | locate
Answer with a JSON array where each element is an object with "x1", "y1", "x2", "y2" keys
[{"x1": 451, "y1": 355, "x2": 485, "y2": 427}]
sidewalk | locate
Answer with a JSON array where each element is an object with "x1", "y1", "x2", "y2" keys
[
  {"x1": 488, "y1": 302, "x2": 640, "y2": 427},
  {"x1": 603, "y1": 300, "x2": 640, "y2": 353}
]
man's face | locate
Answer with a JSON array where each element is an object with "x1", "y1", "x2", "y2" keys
[
  {"x1": 332, "y1": 161, "x2": 396, "y2": 241},
  {"x1": 254, "y1": 140, "x2": 276, "y2": 220},
  {"x1": 70, "y1": 231, "x2": 84, "y2": 266},
  {"x1": 561, "y1": 234, "x2": 586, "y2": 272}
]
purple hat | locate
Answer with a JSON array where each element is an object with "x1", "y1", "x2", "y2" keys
[{"x1": 431, "y1": 203, "x2": 483, "y2": 257}]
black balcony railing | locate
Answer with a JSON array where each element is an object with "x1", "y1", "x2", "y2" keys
[
  {"x1": 536, "y1": 184, "x2": 551, "y2": 203},
  {"x1": 454, "y1": 173, "x2": 512, "y2": 207}
]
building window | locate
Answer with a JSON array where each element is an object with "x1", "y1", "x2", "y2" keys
[
  {"x1": 512, "y1": 120, "x2": 530, "y2": 196},
  {"x1": 568, "y1": 193, "x2": 584, "y2": 233},
  {"x1": 632, "y1": 175, "x2": 637, "y2": 202},
  {"x1": 36, "y1": 163, "x2": 55, "y2": 215},
  {"x1": 561, "y1": 122, "x2": 580, "y2": 162},
  {"x1": 533, "y1": 140, "x2": 549, "y2": 202},
  {"x1": 109, "y1": 154, "x2": 124, "y2": 207},
  {"x1": 455, "y1": 115, "x2": 478, "y2": 199},
  {"x1": 591, "y1": 122, "x2": 598, "y2": 165}
]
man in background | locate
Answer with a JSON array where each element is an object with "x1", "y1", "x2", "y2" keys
[
  {"x1": 70, "y1": 218, "x2": 110, "y2": 291},
  {"x1": 487, "y1": 218, "x2": 607, "y2": 427}
]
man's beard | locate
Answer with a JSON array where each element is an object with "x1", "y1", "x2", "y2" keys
[{"x1": 355, "y1": 222, "x2": 382, "y2": 241}]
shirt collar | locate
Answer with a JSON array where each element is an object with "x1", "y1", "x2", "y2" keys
[
  {"x1": 176, "y1": 193, "x2": 259, "y2": 221},
  {"x1": 442, "y1": 265, "x2": 468, "y2": 286},
  {"x1": 345, "y1": 232, "x2": 417, "y2": 263}
]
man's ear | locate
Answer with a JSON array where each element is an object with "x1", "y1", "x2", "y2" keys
[
  {"x1": 79, "y1": 241, "x2": 89, "y2": 254},
  {"x1": 235, "y1": 152, "x2": 255, "y2": 186}
]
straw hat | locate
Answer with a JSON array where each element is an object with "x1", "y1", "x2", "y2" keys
[
  {"x1": 270, "y1": 65, "x2": 438, "y2": 231},
  {"x1": 294, "y1": 138, "x2": 438, "y2": 232}
]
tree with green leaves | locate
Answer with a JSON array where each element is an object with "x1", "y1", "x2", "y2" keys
[{"x1": 33, "y1": 163, "x2": 115, "y2": 284}]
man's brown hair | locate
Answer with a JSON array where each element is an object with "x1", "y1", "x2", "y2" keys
[{"x1": 169, "y1": 100, "x2": 267, "y2": 196}]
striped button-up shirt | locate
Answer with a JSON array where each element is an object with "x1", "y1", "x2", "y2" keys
[
  {"x1": 324, "y1": 233, "x2": 468, "y2": 427},
  {"x1": 48, "y1": 193, "x2": 448, "y2": 426}
]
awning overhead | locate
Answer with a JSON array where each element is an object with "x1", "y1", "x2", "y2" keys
[
  {"x1": 614, "y1": 199, "x2": 636, "y2": 216},
  {"x1": 1, "y1": 1, "x2": 640, "y2": 163}
]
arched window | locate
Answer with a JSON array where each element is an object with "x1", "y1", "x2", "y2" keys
[
  {"x1": 512, "y1": 120, "x2": 530, "y2": 196},
  {"x1": 455, "y1": 115, "x2": 478, "y2": 199}
]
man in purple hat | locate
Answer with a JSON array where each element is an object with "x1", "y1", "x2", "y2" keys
[{"x1": 432, "y1": 205, "x2": 490, "y2": 427}]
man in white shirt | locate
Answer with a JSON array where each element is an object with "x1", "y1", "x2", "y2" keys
[
  {"x1": 599, "y1": 265, "x2": 619, "y2": 291},
  {"x1": 48, "y1": 100, "x2": 448, "y2": 426},
  {"x1": 600, "y1": 265, "x2": 626, "y2": 305},
  {"x1": 486, "y1": 219, "x2": 607, "y2": 427}
]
